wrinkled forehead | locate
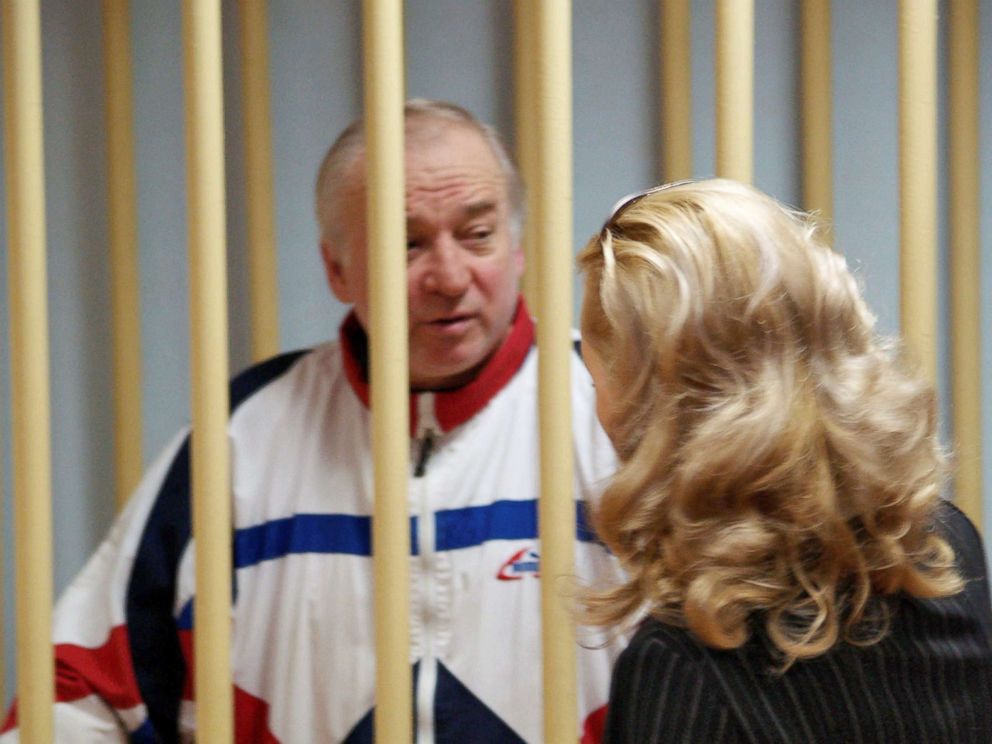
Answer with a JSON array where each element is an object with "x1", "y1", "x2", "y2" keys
[
  {"x1": 405, "y1": 154, "x2": 507, "y2": 210},
  {"x1": 346, "y1": 127, "x2": 509, "y2": 218}
]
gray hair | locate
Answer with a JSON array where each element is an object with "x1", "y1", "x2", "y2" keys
[{"x1": 314, "y1": 99, "x2": 525, "y2": 255}]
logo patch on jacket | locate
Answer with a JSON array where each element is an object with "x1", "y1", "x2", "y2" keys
[{"x1": 497, "y1": 547, "x2": 540, "y2": 580}]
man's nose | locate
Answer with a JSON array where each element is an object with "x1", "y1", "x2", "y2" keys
[{"x1": 423, "y1": 237, "x2": 470, "y2": 295}]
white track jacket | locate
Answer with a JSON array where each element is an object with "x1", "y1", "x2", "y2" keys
[{"x1": 1, "y1": 302, "x2": 622, "y2": 743}]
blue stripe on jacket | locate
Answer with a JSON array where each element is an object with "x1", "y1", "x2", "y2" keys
[
  {"x1": 176, "y1": 500, "x2": 598, "y2": 632},
  {"x1": 229, "y1": 499, "x2": 597, "y2": 569}
]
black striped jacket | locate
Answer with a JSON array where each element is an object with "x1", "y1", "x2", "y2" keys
[{"x1": 603, "y1": 501, "x2": 992, "y2": 744}]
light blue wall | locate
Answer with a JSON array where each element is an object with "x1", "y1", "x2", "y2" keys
[{"x1": 2, "y1": 0, "x2": 991, "y2": 701}]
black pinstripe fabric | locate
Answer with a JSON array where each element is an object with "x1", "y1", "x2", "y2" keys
[{"x1": 603, "y1": 502, "x2": 992, "y2": 744}]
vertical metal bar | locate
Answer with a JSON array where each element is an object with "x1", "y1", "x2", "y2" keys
[
  {"x1": 514, "y1": 0, "x2": 539, "y2": 310},
  {"x1": 103, "y1": 0, "x2": 144, "y2": 508},
  {"x1": 898, "y1": 0, "x2": 938, "y2": 383},
  {"x1": 362, "y1": 2, "x2": 411, "y2": 742},
  {"x1": 533, "y1": 2, "x2": 576, "y2": 741},
  {"x1": 0, "y1": 442, "x2": 4, "y2": 722},
  {"x1": 238, "y1": 0, "x2": 281, "y2": 362},
  {"x1": 714, "y1": 0, "x2": 754, "y2": 183},
  {"x1": 182, "y1": 1, "x2": 233, "y2": 739},
  {"x1": 660, "y1": 0, "x2": 692, "y2": 182},
  {"x1": 2, "y1": 0, "x2": 55, "y2": 739},
  {"x1": 801, "y1": 0, "x2": 834, "y2": 238},
  {"x1": 948, "y1": 0, "x2": 982, "y2": 528}
]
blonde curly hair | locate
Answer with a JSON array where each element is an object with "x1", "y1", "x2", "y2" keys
[{"x1": 578, "y1": 179, "x2": 962, "y2": 669}]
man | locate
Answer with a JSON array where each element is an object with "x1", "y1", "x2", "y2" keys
[{"x1": 1, "y1": 100, "x2": 620, "y2": 743}]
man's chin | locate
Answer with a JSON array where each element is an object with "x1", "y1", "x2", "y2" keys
[{"x1": 410, "y1": 353, "x2": 488, "y2": 391}]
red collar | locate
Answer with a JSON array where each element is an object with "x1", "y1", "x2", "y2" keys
[{"x1": 339, "y1": 298, "x2": 535, "y2": 435}]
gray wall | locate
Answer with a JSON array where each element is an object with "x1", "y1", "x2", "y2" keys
[{"x1": 2, "y1": 0, "x2": 991, "y2": 699}]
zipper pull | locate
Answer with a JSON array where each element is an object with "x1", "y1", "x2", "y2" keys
[{"x1": 414, "y1": 430, "x2": 435, "y2": 478}]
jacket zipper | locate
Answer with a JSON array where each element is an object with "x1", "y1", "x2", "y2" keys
[
  {"x1": 414, "y1": 430, "x2": 435, "y2": 478},
  {"x1": 414, "y1": 393, "x2": 438, "y2": 744}
]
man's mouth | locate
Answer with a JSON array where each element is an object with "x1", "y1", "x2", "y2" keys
[{"x1": 426, "y1": 313, "x2": 475, "y2": 332}]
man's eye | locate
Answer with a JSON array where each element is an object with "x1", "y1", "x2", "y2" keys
[
  {"x1": 465, "y1": 227, "x2": 493, "y2": 243},
  {"x1": 407, "y1": 239, "x2": 422, "y2": 251}
]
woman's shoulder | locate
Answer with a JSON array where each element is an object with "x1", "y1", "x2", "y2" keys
[
  {"x1": 935, "y1": 498, "x2": 982, "y2": 539},
  {"x1": 933, "y1": 499, "x2": 989, "y2": 583},
  {"x1": 625, "y1": 617, "x2": 706, "y2": 659}
]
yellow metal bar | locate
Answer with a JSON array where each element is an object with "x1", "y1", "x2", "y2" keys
[
  {"x1": 714, "y1": 0, "x2": 754, "y2": 183},
  {"x1": 182, "y1": 1, "x2": 233, "y2": 740},
  {"x1": 660, "y1": 0, "x2": 692, "y2": 181},
  {"x1": 514, "y1": 0, "x2": 539, "y2": 311},
  {"x1": 238, "y1": 0, "x2": 280, "y2": 362},
  {"x1": 362, "y1": 2, "x2": 411, "y2": 742},
  {"x1": 800, "y1": 0, "x2": 834, "y2": 239},
  {"x1": 0, "y1": 441, "x2": 4, "y2": 720},
  {"x1": 898, "y1": 0, "x2": 938, "y2": 383},
  {"x1": 948, "y1": 0, "x2": 982, "y2": 529},
  {"x1": 103, "y1": 0, "x2": 144, "y2": 508},
  {"x1": 3, "y1": 0, "x2": 55, "y2": 739},
  {"x1": 534, "y1": 3, "x2": 577, "y2": 742}
]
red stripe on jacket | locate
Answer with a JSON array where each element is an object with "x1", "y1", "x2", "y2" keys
[
  {"x1": 2, "y1": 624, "x2": 143, "y2": 732},
  {"x1": 582, "y1": 704, "x2": 608, "y2": 744},
  {"x1": 179, "y1": 628, "x2": 280, "y2": 743}
]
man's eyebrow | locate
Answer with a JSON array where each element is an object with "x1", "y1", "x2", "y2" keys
[
  {"x1": 463, "y1": 200, "x2": 497, "y2": 218},
  {"x1": 405, "y1": 201, "x2": 497, "y2": 228}
]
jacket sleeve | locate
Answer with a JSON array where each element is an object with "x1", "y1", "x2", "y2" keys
[{"x1": 1, "y1": 429, "x2": 193, "y2": 743}]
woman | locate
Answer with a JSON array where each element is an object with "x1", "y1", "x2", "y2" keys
[{"x1": 578, "y1": 179, "x2": 992, "y2": 743}]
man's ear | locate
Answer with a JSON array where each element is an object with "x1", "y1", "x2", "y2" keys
[{"x1": 321, "y1": 240, "x2": 354, "y2": 303}]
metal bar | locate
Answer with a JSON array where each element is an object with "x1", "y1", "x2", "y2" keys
[
  {"x1": 0, "y1": 438, "x2": 4, "y2": 727},
  {"x1": 714, "y1": 0, "x2": 754, "y2": 183},
  {"x1": 514, "y1": 0, "x2": 539, "y2": 310},
  {"x1": 103, "y1": 0, "x2": 144, "y2": 507},
  {"x1": 2, "y1": 0, "x2": 55, "y2": 738},
  {"x1": 182, "y1": 0, "x2": 233, "y2": 739},
  {"x1": 948, "y1": 0, "x2": 982, "y2": 528},
  {"x1": 800, "y1": 0, "x2": 834, "y2": 238},
  {"x1": 362, "y1": 1, "x2": 412, "y2": 742},
  {"x1": 661, "y1": 0, "x2": 692, "y2": 181},
  {"x1": 238, "y1": 0, "x2": 281, "y2": 362},
  {"x1": 898, "y1": 0, "x2": 938, "y2": 383},
  {"x1": 534, "y1": 2, "x2": 577, "y2": 741}
]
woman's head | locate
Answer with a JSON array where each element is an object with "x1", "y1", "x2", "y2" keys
[
  {"x1": 580, "y1": 179, "x2": 871, "y2": 458},
  {"x1": 578, "y1": 179, "x2": 959, "y2": 666}
]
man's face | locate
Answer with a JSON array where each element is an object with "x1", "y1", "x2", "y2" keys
[{"x1": 322, "y1": 123, "x2": 524, "y2": 390}]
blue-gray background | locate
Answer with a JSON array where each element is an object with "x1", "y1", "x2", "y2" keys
[{"x1": 1, "y1": 0, "x2": 991, "y2": 698}]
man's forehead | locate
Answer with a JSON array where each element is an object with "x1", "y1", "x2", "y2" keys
[
  {"x1": 341, "y1": 124, "x2": 509, "y2": 219},
  {"x1": 405, "y1": 134, "x2": 501, "y2": 180},
  {"x1": 346, "y1": 147, "x2": 504, "y2": 195}
]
